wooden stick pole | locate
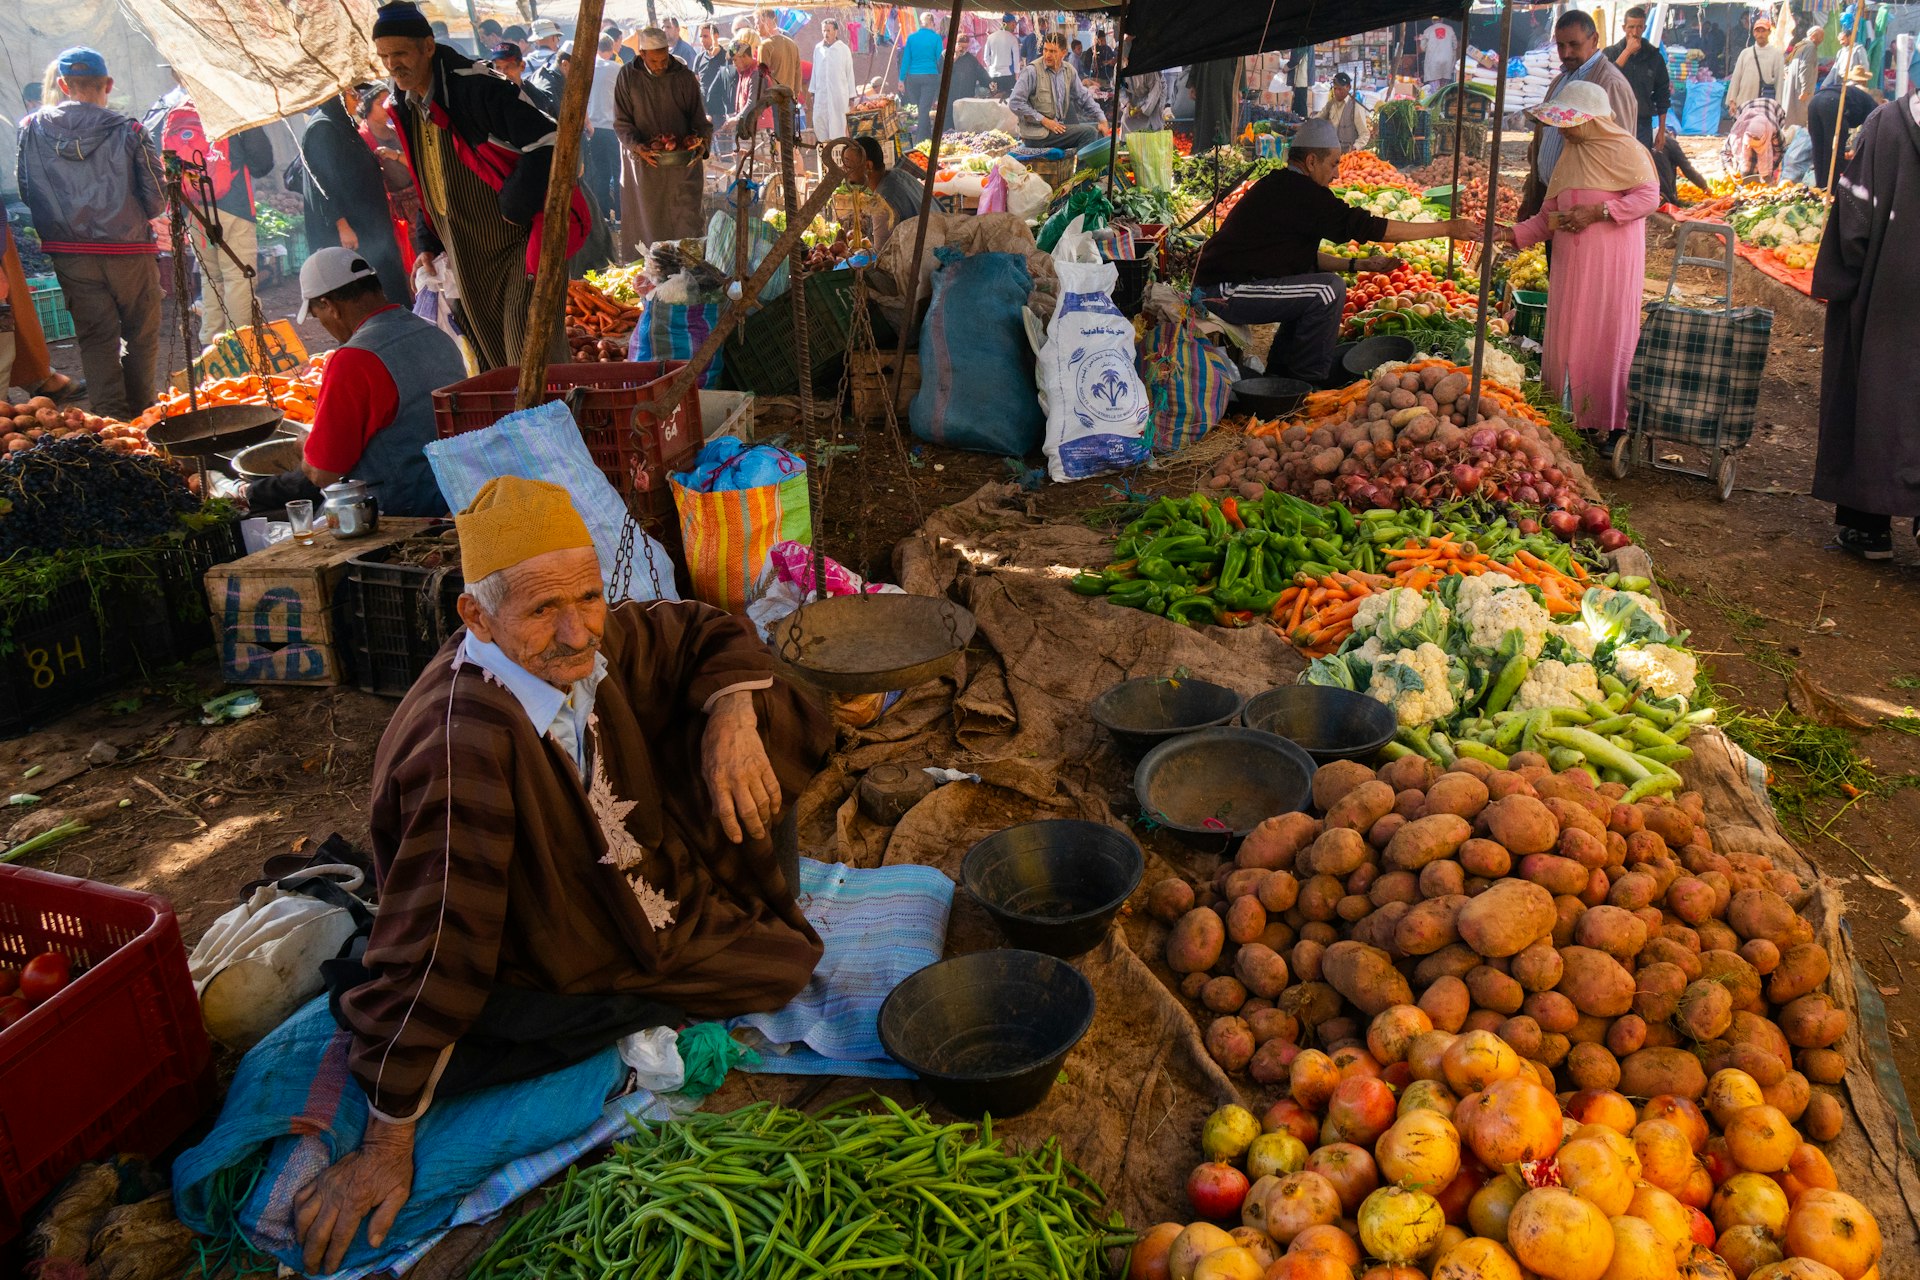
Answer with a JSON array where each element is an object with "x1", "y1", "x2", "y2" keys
[
  {"x1": 1446, "y1": 1, "x2": 1471, "y2": 277},
  {"x1": 883, "y1": 0, "x2": 965, "y2": 416},
  {"x1": 1465, "y1": 0, "x2": 1514, "y2": 422},
  {"x1": 515, "y1": 0, "x2": 605, "y2": 410},
  {"x1": 1824, "y1": 0, "x2": 1868, "y2": 192}
]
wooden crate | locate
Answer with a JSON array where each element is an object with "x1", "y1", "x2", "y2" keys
[
  {"x1": 850, "y1": 352, "x2": 919, "y2": 424},
  {"x1": 201, "y1": 518, "x2": 438, "y2": 686}
]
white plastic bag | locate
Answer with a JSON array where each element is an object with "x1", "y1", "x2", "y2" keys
[
  {"x1": 618, "y1": 1026, "x2": 686, "y2": 1092},
  {"x1": 1037, "y1": 218, "x2": 1152, "y2": 482},
  {"x1": 996, "y1": 158, "x2": 1053, "y2": 222},
  {"x1": 188, "y1": 866, "x2": 372, "y2": 1050}
]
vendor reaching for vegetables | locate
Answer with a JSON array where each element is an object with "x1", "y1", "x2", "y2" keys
[
  {"x1": 241, "y1": 248, "x2": 462, "y2": 517},
  {"x1": 1193, "y1": 118, "x2": 1476, "y2": 385}
]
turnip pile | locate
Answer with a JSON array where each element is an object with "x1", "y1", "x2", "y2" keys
[
  {"x1": 1135, "y1": 749, "x2": 1878, "y2": 1280},
  {"x1": 1205, "y1": 362, "x2": 1623, "y2": 551}
]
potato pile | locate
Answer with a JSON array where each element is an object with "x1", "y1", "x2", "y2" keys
[
  {"x1": 1150, "y1": 751, "x2": 1846, "y2": 1109},
  {"x1": 1135, "y1": 750, "x2": 1880, "y2": 1280},
  {"x1": 0, "y1": 397, "x2": 148, "y2": 455}
]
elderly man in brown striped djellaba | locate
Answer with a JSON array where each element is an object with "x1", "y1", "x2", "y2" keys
[{"x1": 292, "y1": 476, "x2": 829, "y2": 1274}]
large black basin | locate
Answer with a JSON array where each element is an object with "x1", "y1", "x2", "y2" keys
[
  {"x1": 1241, "y1": 685, "x2": 1399, "y2": 764},
  {"x1": 962, "y1": 820, "x2": 1144, "y2": 958},
  {"x1": 1090, "y1": 676, "x2": 1245, "y2": 762},
  {"x1": 879, "y1": 950, "x2": 1095, "y2": 1118},
  {"x1": 1133, "y1": 726, "x2": 1315, "y2": 846}
]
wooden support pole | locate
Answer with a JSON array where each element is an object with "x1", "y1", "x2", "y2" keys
[
  {"x1": 1466, "y1": 0, "x2": 1515, "y2": 422},
  {"x1": 883, "y1": 0, "x2": 966, "y2": 416},
  {"x1": 1446, "y1": 1, "x2": 1472, "y2": 277},
  {"x1": 1104, "y1": 7, "x2": 1130, "y2": 201},
  {"x1": 1825, "y1": 0, "x2": 1868, "y2": 192},
  {"x1": 515, "y1": 0, "x2": 605, "y2": 410}
]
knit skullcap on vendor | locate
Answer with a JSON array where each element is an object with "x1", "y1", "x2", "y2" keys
[
  {"x1": 456, "y1": 476, "x2": 595, "y2": 583},
  {"x1": 373, "y1": 2, "x2": 434, "y2": 40}
]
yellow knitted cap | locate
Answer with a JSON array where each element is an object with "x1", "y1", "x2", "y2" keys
[{"x1": 456, "y1": 476, "x2": 595, "y2": 583}]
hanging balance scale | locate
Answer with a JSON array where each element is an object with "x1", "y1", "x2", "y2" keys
[
  {"x1": 755, "y1": 126, "x2": 973, "y2": 695},
  {"x1": 148, "y1": 151, "x2": 285, "y2": 488}
]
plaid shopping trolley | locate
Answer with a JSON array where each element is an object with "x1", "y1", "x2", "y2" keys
[{"x1": 1615, "y1": 222, "x2": 1773, "y2": 500}]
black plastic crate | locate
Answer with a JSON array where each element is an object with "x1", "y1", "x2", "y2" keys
[
  {"x1": 153, "y1": 519, "x2": 246, "y2": 661},
  {"x1": 0, "y1": 577, "x2": 156, "y2": 736},
  {"x1": 344, "y1": 539, "x2": 464, "y2": 698}
]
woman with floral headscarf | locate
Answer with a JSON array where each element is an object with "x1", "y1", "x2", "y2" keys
[{"x1": 1495, "y1": 80, "x2": 1659, "y2": 441}]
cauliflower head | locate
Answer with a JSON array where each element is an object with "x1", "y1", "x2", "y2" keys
[
  {"x1": 1366, "y1": 643, "x2": 1458, "y2": 727},
  {"x1": 1510, "y1": 658, "x2": 1604, "y2": 712},
  {"x1": 1453, "y1": 572, "x2": 1527, "y2": 616},
  {"x1": 1548, "y1": 620, "x2": 1599, "y2": 659},
  {"x1": 1354, "y1": 587, "x2": 1429, "y2": 637},
  {"x1": 1458, "y1": 586, "x2": 1553, "y2": 659},
  {"x1": 1613, "y1": 643, "x2": 1698, "y2": 702}
]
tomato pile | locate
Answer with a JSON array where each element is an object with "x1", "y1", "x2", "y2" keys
[
  {"x1": 1342, "y1": 269, "x2": 1478, "y2": 334},
  {"x1": 0, "y1": 951, "x2": 73, "y2": 1027}
]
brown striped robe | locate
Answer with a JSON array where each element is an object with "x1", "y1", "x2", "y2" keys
[{"x1": 339, "y1": 599, "x2": 830, "y2": 1120}]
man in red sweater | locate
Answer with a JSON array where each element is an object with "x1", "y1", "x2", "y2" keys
[{"x1": 243, "y1": 247, "x2": 465, "y2": 516}]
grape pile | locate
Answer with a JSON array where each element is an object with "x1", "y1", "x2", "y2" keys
[{"x1": 0, "y1": 435, "x2": 201, "y2": 555}]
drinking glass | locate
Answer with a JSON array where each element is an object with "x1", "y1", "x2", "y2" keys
[{"x1": 286, "y1": 499, "x2": 316, "y2": 546}]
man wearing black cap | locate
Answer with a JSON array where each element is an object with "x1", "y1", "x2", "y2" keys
[
  {"x1": 1317, "y1": 72, "x2": 1373, "y2": 151},
  {"x1": 373, "y1": 2, "x2": 585, "y2": 370}
]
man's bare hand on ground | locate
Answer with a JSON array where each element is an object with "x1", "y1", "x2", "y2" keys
[{"x1": 294, "y1": 1116, "x2": 415, "y2": 1275}]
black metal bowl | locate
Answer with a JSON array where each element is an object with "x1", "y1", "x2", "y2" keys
[
  {"x1": 147, "y1": 405, "x2": 286, "y2": 458},
  {"x1": 1344, "y1": 335, "x2": 1418, "y2": 377},
  {"x1": 1231, "y1": 376, "x2": 1314, "y2": 419},
  {"x1": 878, "y1": 949, "x2": 1095, "y2": 1118},
  {"x1": 1327, "y1": 342, "x2": 1359, "y2": 386},
  {"x1": 1240, "y1": 685, "x2": 1399, "y2": 764},
  {"x1": 962, "y1": 820, "x2": 1145, "y2": 958},
  {"x1": 1133, "y1": 726, "x2": 1316, "y2": 846},
  {"x1": 1090, "y1": 676, "x2": 1245, "y2": 762}
]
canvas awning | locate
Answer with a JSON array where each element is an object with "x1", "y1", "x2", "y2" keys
[{"x1": 130, "y1": 0, "x2": 384, "y2": 139}]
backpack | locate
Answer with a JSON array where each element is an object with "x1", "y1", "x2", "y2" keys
[{"x1": 160, "y1": 103, "x2": 242, "y2": 204}]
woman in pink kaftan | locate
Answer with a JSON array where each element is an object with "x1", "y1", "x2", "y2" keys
[{"x1": 1501, "y1": 80, "x2": 1660, "y2": 438}]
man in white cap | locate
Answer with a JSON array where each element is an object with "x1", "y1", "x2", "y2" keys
[
  {"x1": 241, "y1": 247, "x2": 463, "y2": 517},
  {"x1": 613, "y1": 27, "x2": 711, "y2": 258},
  {"x1": 1193, "y1": 117, "x2": 1476, "y2": 385},
  {"x1": 523, "y1": 17, "x2": 564, "y2": 74}
]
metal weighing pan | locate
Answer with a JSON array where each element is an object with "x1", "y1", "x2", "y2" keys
[
  {"x1": 773, "y1": 593, "x2": 976, "y2": 694},
  {"x1": 147, "y1": 405, "x2": 286, "y2": 458},
  {"x1": 228, "y1": 437, "x2": 306, "y2": 478}
]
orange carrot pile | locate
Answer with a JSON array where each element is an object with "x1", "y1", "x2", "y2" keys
[
  {"x1": 1270, "y1": 535, "x2": 1591, "y2": 656},
  {"x1": 130, "y1": 353, "x2": 331, "y2": 430},
  {"x1": 567, "y1": 279, "x2": 641, "y2": 337}
]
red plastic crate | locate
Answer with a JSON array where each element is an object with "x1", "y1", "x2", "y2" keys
[
  {"x1": 430, "y1": 361, "x2": 702, "y2": 501},
  {"x1": 0, "y1": 866, "x2": 215, "y2": 1242}
]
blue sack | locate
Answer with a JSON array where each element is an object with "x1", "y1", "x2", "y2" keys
[
  {"x1": 672, "y1": 435, "x2": 807, "y2": 493},
  {"x1": 1680, "y1": 80, "x2": 1726, "y2": 134},
  {"x1": 629, "y1": 298, "x2": 725, "y2": 387},
  {"x1": 910, "y1": 249, "x2": 1044, "y2": 456}
]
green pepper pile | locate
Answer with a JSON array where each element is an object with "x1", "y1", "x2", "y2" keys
[
  {"x1": 471, "y1": 1097, "x2": 1131, "y2": 1280},
  {"x1": 1072, "y1": 494, "x2": 1597, "y2": 630},
  {"x1": 1071, "y1": 492, "x2": 1373, "y2": 627}
]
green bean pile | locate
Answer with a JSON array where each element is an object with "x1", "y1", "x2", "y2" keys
[{"x1": 469, "y1": 1096, "x2": 1133, "y2": 1280}]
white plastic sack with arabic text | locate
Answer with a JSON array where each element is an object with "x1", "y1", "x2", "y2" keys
[{"x1": 1037, "y1": 217, "x2": 1151, "y2": 482}]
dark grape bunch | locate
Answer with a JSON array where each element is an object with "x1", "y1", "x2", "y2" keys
[{"x1": 0, "y1": 435, "x2": 201, "y2": 555}]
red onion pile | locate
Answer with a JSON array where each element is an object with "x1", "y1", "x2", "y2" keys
[{"x1": 1211, "y1": 366, "x2": 1621, "y2": 545}]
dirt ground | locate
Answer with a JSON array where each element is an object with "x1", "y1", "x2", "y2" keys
[{"x1": 13, "y1": 220, "x2": 1920, "y2": 1125}]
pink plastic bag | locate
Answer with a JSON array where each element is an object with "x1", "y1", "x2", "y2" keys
[{"x1": 978, "y1": 168, "x2": 1008, "y2": 215}]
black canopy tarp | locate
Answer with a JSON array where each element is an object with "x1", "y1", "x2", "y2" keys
[{"x1": 1120, "y1": 0, "x2": 1477, "y2": 76}]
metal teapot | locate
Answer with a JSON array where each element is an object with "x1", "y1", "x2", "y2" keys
[{"x1": 321, "y1": 479, "x2": 379, "y2": 538}]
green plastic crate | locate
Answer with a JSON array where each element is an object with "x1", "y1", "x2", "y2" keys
[
  {"x1": 1512, "y1": 288, "x2": 1547, "y2": 343},
  {"x1": 721, "y1": 270, "x2": 859, "y2": 396},
  {"x1": 27, "y1": 275, "x2": 75, "y2": 341}
]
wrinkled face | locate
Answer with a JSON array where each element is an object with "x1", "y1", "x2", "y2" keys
[
  {"x1": 1557, "y1": 24, "x2": 1599, "y2": 69},
  {"x1": 1297, "y1": 148, "x2": 1340, "y2": 186},
  {"x1": 640, "y1": 47, "x2": 671, "y2": 74},
  {"x1": 1041, "y1": 41, "x2": 1068, "y2": 70},
  {"x1": 822, "y1": 21, "x2": 840, "y2": 44},
  {"x1": 377, "y1": 36, "x2": 436, "y2": 94},
  {"x1": 1624, "y1": 16, "x2": 1646, "y2": 41},
  {"x1": 1331, "y1": 80, "x2": 1350, "y2": 101},
  {"x1": 464, "y1": 547, "x2": 606, "y2": 688}
]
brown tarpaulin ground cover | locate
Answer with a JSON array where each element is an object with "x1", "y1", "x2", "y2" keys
[{"x1": 407, "y1": 481, "x2": 1920, "y2": 1278}]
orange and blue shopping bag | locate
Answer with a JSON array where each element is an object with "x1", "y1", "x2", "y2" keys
[{"x1": 670, "y1": 447, "x2": 812, "y2": 613}]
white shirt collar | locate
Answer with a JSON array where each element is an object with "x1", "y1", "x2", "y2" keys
[{"x1": 459, "y1": 633, "x2": 607, "y2": 768}]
